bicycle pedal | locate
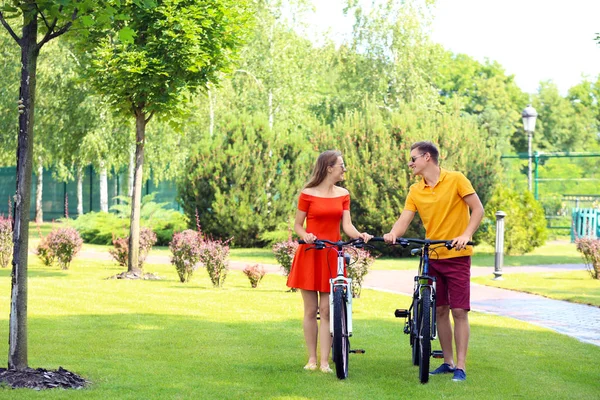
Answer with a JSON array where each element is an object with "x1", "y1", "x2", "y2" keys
[
  {"x1": 431, "y1": 350, "x2": 444, "y2": 358},
  {"x1": 394, "y1": 309, "x2": 409, "y2": 318},
  {"x1": 349, "y1": 349, "x2": 365, "y2": 354}
]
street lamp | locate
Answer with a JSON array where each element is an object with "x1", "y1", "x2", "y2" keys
[{"x1": 522, "y1": 104, "x2": 538, "y2": 192}]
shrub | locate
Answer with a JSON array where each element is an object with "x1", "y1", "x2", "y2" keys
[
  {"x1": 169, "y1": 229, "x2": 202, "y2": 283},
  {"x1": 479, "y1": 187, "x2": 548, "y2": 255},
  {"x1": 273, "y1": 239, "x2": 298, "y2": 277},
  {"x1": 0, "y1": 217, "x2": 12, "y2": 268},
  {"x1": 243, "y1": 264, "x2": 266, "y2": 288},
  {"x1": 108, "y1": 227, "x2": 157, "y2": 270},
  {"x1": 37, "y1": 228, "x2": 83, "y2": 270},
  {"x1": 347, "y1": 248, "x2": 376, "y2": 298},
  {"x1": 199, "y1": 237, "x2": 230, "y2": 288},
  {"x1": 575, "y1": 238, "x2": 600, "y2": 279}
]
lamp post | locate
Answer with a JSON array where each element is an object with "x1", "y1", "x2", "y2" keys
[{"x1": 522, "y1": 104, "x2": 538, "y2": 192}]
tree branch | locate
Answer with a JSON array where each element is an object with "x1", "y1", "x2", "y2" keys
[
  {"x1": 39, "y1": 7, "x2": 77, "y2": 47},
  {"x1": 0, "y1": 11, "x2": 21, "y2": 44}
]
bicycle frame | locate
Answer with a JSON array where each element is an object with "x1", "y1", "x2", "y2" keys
[
  {"x1": 329, "y1": 243, "x2": 353, "y2": 337},
  {"x1": 412, "y1": 241, "x2": 437, "y2": 341}
]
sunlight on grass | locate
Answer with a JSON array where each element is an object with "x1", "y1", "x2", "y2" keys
[{"x1": 0, "y1": 256, "x2": 599, "y2": 399}]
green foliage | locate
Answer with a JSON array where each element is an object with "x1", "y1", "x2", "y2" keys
[
  {"x1": 0, "y1": 217, "x2": 11, "y2": 268},
  {"x1": 243, "y1": 264, "x2": 266, "y2": 288},
  {"x1": 69, "y1": 195, "x2": 187, "y2": 245},
  {"x1": 179, "y1": 113, "x2": 313, "y2": 247},
  {"x1": 169, "y1": 229, "x2": 202, "y2": 283},
  {"x1": 575, "y1": 238, "x2": 600, "y2": 279},
  {"x1": 36, "y1": 227, "x2": 83, "y2": 269},
  {"x1": 347, "y1": 248, "x2": 376, "y2": 298},
  {"x1": 479, "y1": 187, "x2": 548, "y2": 255}
]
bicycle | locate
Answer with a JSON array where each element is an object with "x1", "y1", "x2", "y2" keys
[
  {"x1": 299, "y1": 238, "x2": 367, "y2": 380},
  {"x1": 371, "y1": 237, "x2": 473, "y2": 384}
]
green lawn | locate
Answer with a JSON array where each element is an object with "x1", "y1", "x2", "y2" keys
[
  {"x1": 473, "y1": 270, "x2": 600, "y2": 307},
  {"x1": 0, "y1": 256, "x2": 599, "y2": 399}
]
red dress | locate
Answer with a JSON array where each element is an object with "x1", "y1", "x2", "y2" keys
[{"x1": 286, "y1": 193, "x2": 350, "y2": 293}]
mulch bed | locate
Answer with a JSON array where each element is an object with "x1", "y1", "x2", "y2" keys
[
  {"x1": 0, "y1": 367, "x2": 89, "y2": 390},
  {"x1": 106, "y1": 270, "x2": 161, "y2": 280}
]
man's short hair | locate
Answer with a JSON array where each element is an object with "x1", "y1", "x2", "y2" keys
[{"x1": 411, "y1": 141, "x2": 439, "y2": 164}]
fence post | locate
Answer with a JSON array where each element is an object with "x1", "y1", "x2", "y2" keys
[{"x1": 494, "y1": 211, "x2": 506, "y2": 280}]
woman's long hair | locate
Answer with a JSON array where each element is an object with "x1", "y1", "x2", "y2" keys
[{"x1": 304, "y1": 150, "x2": 342, "y2": 189}]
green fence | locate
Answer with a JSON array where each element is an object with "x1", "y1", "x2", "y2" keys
[{"x1": 0, "y1": 166, "x2": 180, "y2": 221}]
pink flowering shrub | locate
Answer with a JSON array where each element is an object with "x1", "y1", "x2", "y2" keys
[
  {"x1": 37, "y1": 227, "x2": 83, "y2": 270},
  {"x1": 575, "y1": 238, "x2": 600, "y2": 279},
  {"x1": 199, "y1": 237, "x2": 230, "y2": 288},
  {"x1": 169, "y1": 229, "x2": 202, "y2": 283},
  {"x1": 109, "y1": 227, "x2": 157, "y2": 270},
  {"x1": 272, "y1": 239, "x2": 298, "y2": 277},
  {"x1": 0, "y1": 217, "x2": 12, "y2": 268},
  {"x1": 347, "y1": 248, "x2": 377, "y2": 298},
  {"x1": 243, "y1": 264, "x2": 266, "y2": 288}
]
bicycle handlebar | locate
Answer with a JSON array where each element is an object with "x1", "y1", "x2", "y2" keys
[
  {"x1": 369, "y1": 237, "x2": 474, "y2": 249},
  {"x1": 298, "y1": 238, "x2": 365, "y2": 248}
]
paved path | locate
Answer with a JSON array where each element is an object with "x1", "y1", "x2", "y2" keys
[
  {"x1": 79, "y1": 250, "x2": 600, "y2": 347},
  {"x1": 363, "y1": 265, "x2": 600, "y2": 347}
]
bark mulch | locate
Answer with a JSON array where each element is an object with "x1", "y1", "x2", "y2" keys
[{"x1": 0, "y1": 367, "x2": 89, "y2": 390}]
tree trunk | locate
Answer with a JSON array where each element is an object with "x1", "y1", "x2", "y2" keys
[
  {"x1": 99, "y1": 161, "x2": 108, "y2": 212},
  {"x1": 9, "y1": 12, "x2": 40, "y2": 371},
  {"x1": 128, "y1": 146, "x2": 135, "y2": 197},
  {"x1": 128, "y1": 110, "x2": 146, "y2": 272},
  {"x1": 35, "y1": 160, "x2": 43, "y2": 223},
  {"x1": 76, "y1": 166, "x2": 83, "y2": 216}
]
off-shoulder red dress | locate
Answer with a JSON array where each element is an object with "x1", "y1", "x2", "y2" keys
[{"x1": 286, "y1": 193, "x2": 350, "y2": 293}]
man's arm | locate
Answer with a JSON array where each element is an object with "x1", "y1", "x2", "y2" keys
[
  {"x1": 383, "y1": 210, "x2": 415, "y2": 243},
  {"x1": 451, "y1": 193, "x2": 484, "y2": 250}
]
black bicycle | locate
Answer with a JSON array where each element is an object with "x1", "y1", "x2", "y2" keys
[
  {"x1": 299, "y1": 238, "x2": 367, "y2": 379},
  {"x1": 371, "y1": 237, "x2": 473, "y2": 384}
]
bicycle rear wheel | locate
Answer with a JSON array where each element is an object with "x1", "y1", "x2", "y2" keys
[
  {"x1": 332, "y1": 287, "x2": 349, "y2": 380},
  {"x1": 418, "y1": 287, "x2": 432, "y2": 384}
]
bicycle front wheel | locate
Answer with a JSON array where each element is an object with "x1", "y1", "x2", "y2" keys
[
  {"x1": 332, "y1": 286, "x2": 349, "y2": 380},
  {"x1": 411, "y1": 296, "x2": 419, "y2": 366},
  {"x1": 418, "y1": 287, "x2": 432, "y2": 384}
]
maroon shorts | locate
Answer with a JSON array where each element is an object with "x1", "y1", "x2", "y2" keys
[{"x1": 429, "y1": 256, "x2": 471, "y2": 311}]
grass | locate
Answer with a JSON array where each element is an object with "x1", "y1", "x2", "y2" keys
[
  {"x1": 0, "y1": 256, "x2": 599, "y2": 399},
  {"x1": 473, "y1": 270, "x2": 600, "y2": 307}
]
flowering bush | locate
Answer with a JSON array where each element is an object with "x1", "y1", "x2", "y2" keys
[
  {"x1": 169, "y1": 229, "x2": 202, "y2": 283},
  {"x1": 273, "y1": 239, "x2": 298, "y2": 277},
  {"x1": 0, "y1": 217, "x2": 12, "y2": 268},
  {"x1": 243, "y1": 264, "x2": 266, "y2": 288},
  {"x1": 109, "y1": 227, "x2": 157, "y2": 270},
  {"x1": 347, "y1": 248, "x2": 376, "y2": 298},
  {"x1": 575, "y1": 238, "x2": 600, "y2": 279},
  {"x1": 199, "y1": 237, "x2": 230, "y2": 288},
  {"x1": 37, "y1": 227, "x2": 83, "y2": 270}
]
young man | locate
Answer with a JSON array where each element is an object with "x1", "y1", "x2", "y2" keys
[{"x1": 383, "y1": 141, "x2": 484, "y2": 382}]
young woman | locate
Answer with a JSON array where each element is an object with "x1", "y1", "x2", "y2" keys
[{"x1": 287, "y1": 150, "x2": 372, "y2": 373}]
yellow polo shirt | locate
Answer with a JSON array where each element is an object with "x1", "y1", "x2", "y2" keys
[{"x1": 404, "y1": 168, "x2": 475, "y2": 259}]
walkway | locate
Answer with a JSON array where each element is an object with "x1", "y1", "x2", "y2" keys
[
  {"x1": 362, "y1": 265, "x2": 600, "y2": 347},
  {"x1": 79, "y1": 250, "x2": 600, "y2": 347}
]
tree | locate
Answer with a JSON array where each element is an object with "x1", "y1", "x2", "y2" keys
[
  {"x1": 0, "y1": 0, "x2": 120, "y2": 372},
  {"x1": 79, "y1": 0, "x2": 253, "y2": 272}
]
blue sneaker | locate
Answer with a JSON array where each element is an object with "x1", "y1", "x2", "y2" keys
[
  {"x1": 452, "y1": 369, "x2": 466, "y2": 382},
  {"x1": 430, "y1": 363, "x2": 455, "y2": 375}
]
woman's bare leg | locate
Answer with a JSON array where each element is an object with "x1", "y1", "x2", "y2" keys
[{"x1": 301, "y1": 290, "x2": 319, "y2": 366}]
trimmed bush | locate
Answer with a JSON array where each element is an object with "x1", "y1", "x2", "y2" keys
[
  {"x1": 479, "y1": 187, "x2": 548, "y2": 255},
  {"x1": 0, "y1": 217, "x2": 12, "y2": 268},
  {"x1": 37, "y1": 228, "x2": 83, "y2": 270},
  {"x1": 347, "y1": 248, "x2": 376, "y2": 298},
  {"x1": 199, "y1": 238, "x2": 230, "y2": 288},
  {"x1": 109, "y1": 227, "x2": 157, "y2": 270},
  {"x1": 575, "y1": 238, "x2": 600, "y2": 279},
  {"x1": 243, "y1": 264, "x2": 266, "y2": 288},
  {"x1": 169, "y1": 229, "x2": 202, "y2": 283},
  {"x1": 272, "y1": 239, "x2": 298, "y2": 277}
]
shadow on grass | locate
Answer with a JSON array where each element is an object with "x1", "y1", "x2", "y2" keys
[{"x1": 0, "y1": 313, "x2": 598, "y2": 399}]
